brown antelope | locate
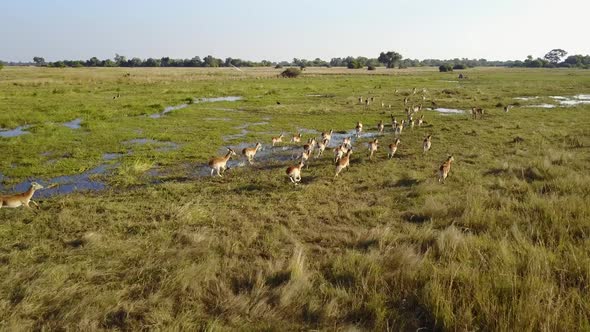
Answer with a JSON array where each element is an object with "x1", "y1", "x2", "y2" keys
[
  {"x1": 404, "y1": 97, "x2": 409, "y2": 105},
  {"x1": 388, "y1": 138, "x2": 401, "y2": 159},
  {"x1": 412, "y1": 87, "x2": 417, "y2": 95},
  {"x1": 316, "y1": 139, "x2": 328, "y2": 157},
  {"x1": 342, "y1": 136, "x2": 352, "y2": 148},
  {"x1": 365, "y1": 99, "x2": 370, "y2": 107},
  {"x1": 504, "y1": 105, "x2": 512, "y2": 112},
  {"x1": 271, "y1": 133, "x2": 284, "y2": 146},
  {"x1": 358, "y1": 96, "x2": 363, "y2": 104},
  {"x1": 370, "y1": 97, "x2": 375, "y2": 103},
  {"x1": 394, "y1": 89, "x2": 399, "y2": 94},
  {"x1": 355, "y1": 122, "x2": 363, "y2": 137},
  {"x1": 208, "y1": 148, "x2": 237, "y2": 177},
  {"x1": 242, "y1": 143, "x2": 262, "y2": 164},
  {"x1": 286, "y1": 161, "x2": 304, "y2": 184},
  {"x1": 388, "y1": 104, "x2": 392, "y2": 109},
  {"x1": 395, "y1": 120, "x2": 405, "y2": 136},
  {"x1": 299, "y1": 149, "x2": 311, "y2": 165},
  {"x1": 377, "y1": 120, "x2": 384, "y2": 133},
  {"x1": 0, "y1": 182, "x2": 44, "y2": 210},
  {"x1": 291, "y1": 132, "x2": 302, "y2": 143},
  {"x1": 303, "y1": 137, "x2": 317, "y2": 154},
  {"x1": 381, "y1": 101, "x2": 385, "y2": 108},
  {"x1": 423, "y1": 135, "x2": 432, "y2": 153},
  {"x1": 321, "y1": 129, "x2": 333, "y2": 144},
  {"x1": 410, "y1": 118, "x2": 415, "y2": 129},
  {"x1": 438, "y1": 156, "x2": 455, "y2": 183},
  {"x1": 334, "y1": 149, "x2": 353, "y2": 178},
  {"x1": 334, "y1": 144, "x2": 349, "y2": 163},
  {"x1": 391, "y1": 115, "x2": 398, "y2": 130},
  {"x1": 422, "y1": 95, "x2": 426, "y2": 101},
  {"x1": 368, "y1": 139, "x2": 379, "y2": 160},
  {"x1": 418, "y1": 115, "x2": 424, "y2": 127},
  {"x1": 471, "y1": 107, "x2": 484, "y2": 119}
]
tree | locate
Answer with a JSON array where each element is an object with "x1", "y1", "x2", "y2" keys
[
  {"x1": 378, "y1": 51, "x2": 403, "y2": 68},
  {"x1": 33, "y1": 57, "x2": 45, "y2": 66},
  {"x1": 544, "y1": 49, "x2": 567, "y2": 64},
  {"x1": 114, "y1": 54, "x2": 126, "y2": 66}
]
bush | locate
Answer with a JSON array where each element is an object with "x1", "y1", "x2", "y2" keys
[
  {"x1": 275, "y1": 64, "x2": 283, "y2": 69},
  {"x1": 439, "y1": 64, "x2": 453, "y2": 72},
  {"x1": 280, "y1": 68, "x2": 301, "y2": 78},
  {"x1": 453, "y1": 64, "x2": 467, "y2": 70},
  {"x1": 367, "y1": 65, "x2": 376, "y2": 71}
]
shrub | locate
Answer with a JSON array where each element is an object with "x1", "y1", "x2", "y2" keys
[
  {"x1": 275, "y1": 64, "x2": 283, "y2": 69},
  {"x1": 453, "y1": 64, "x2": 467, "y2": 70},
  {"x1": 280, "y1": 68, "x2": 301, "y2": 78},
  {"x1": 439, "y1": 64, "x2": 453, "y2": 72},
  {"x1": 367, "y1": 65, "x2": 376, "y2": 71}
]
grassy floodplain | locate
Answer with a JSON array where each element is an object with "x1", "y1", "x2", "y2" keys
[{"x1": 1, "y1": 66, "x2": 590, "y2": 330}]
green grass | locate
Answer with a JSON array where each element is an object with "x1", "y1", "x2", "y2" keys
[{"x1": 1, "y1": 66, "x2": 590, "y2": 330}]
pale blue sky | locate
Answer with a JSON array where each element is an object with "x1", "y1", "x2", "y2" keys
[{"x1": 2, "y1": 0, "x2": 589, "y2": 62}]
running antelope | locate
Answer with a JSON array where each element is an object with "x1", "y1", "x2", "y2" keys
[
  {"x1": 365, "y1": 99, "x2": 370, "y2": 107},
  {"x1": 412, "y1": 87, "x2": 417, "y2": 95},
  {"x1": 242, "y1": 143, "x2": 262, "y2": 164},
  {"x1": 208, "y1": 148, "x2": 237, "y2": 177},
  {"x1": 423, "y1": 135, "x2": 432, "y2": 153},
  {"x1": 438, "y1": 156, "x2": 455, "y2": 183},
  {"x1": 395, "y1": 120, "x2": 405, "y2": 136},
  {"x1": 291, "y1": 132, "x2": 302, "y2": 143},
  {"x1": 368, "y1": 139, "x2": 379, "y2": 160},
  {"x1": 321, "y1": 129, "x2": 333, "y2": 144},
  {"x1": 370, "y1": 97, "x2": 375, "y2": 102},
  {"x1": 303, "y1": 137, "x2": 317, "y2": 154},
  {"x1": 359, "y1": 96, "x2": 363, "y2": 104},
  {"x1": 381, "y1": 101, "x2": 385, "y2": 108},
  {"x1": 342, "y1": 136, "x2": 352, "y2": 148},
  {"x1": 504, "y1": 105, "x2": 512, "y2": 112},
  {"x1": 0, "y1": 182, "x2": 44, "y2": 211},
  {"x1": 388, "y1": 138, "x2": 401, "y2": 159},
  {"x1": 418, "y1": 115, "x2": 424, "y2": 127},
  {"x1": 299, "y1": 149, "x2": 311, "y2": 165},
  {"x1": 286, "y1": 161, "x2": 305, "y2": 184},
  {"x1": 316, "y1": 139, "x2": 329, "y2": 158},
  {"x1": 334, "y1": 149, "x2": 353, "y2": 178},
  {"x1": 271, "y1": 133, "x2": 285, "y2": 146},
  {"x1": 355, "y1": 122, "x2": 363, "y2": 137},
  {"x1": 471, "y1": 107, "x2": 484, "y2": 119},
  {"x1": 334, "y1": 144, "x2": 349, "y2": 163},
  {"x1": 404, "y1": 97, "x2": 409, "y2": 105},
  {"x1": 377, "y1": 120, "x2": 384, "y2": 133}
]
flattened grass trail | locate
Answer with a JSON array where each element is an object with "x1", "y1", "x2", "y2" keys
[{"x1": 1, "y1": 67, "x2": 590, "y2": 330}]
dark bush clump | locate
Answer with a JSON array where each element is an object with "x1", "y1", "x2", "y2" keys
[
  {"x1": 280, "y1": 68, "x2": 301, "y2": 78},
  {"x1": 367, "y1": 65, "x2": 376, "y2": 71},
  {"x1": 453, "y1": 64, "x2": 467, "y2": 70},
  {"x1": 275, "y1": 64, "x2": 283, "y2": 69},
  {"x1": 439, "y1": 64, "x2": 453, "y2": 72}
]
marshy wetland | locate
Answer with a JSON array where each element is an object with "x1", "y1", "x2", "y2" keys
[{"x1": 1, "y1": 66, "x2": 590, "y2": 330}]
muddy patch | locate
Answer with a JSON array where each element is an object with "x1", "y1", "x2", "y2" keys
[
  {"x1": 529, "y1": 104, "x2": 556, "y2": 109},
  {"x1": 431, "y1": 108, "x2": 465, "y2": 114},
  {"x1": 196, "y1": 96, "x2": 242, "y2": 103},
  {"x1": 0, "y1": 125, "x2": 31, "y2": 138},
  {"x1": 63, "y1": 118, "x2": 82, "y2": 129},
  {"x1": 102, "y1": 153, "x2": 127, "y2": 160}
]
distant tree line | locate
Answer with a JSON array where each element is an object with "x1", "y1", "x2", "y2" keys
[
  {"x1": 1, "y1": 49, "x2": 587, "y2": 69},
  {"x1": 510, "y1": 49, "x2": 590, "y2": 69}
]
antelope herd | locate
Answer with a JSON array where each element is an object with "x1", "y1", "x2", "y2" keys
[{"x1": 207, "y1": 88, "x2": 461, "y2": 185}]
